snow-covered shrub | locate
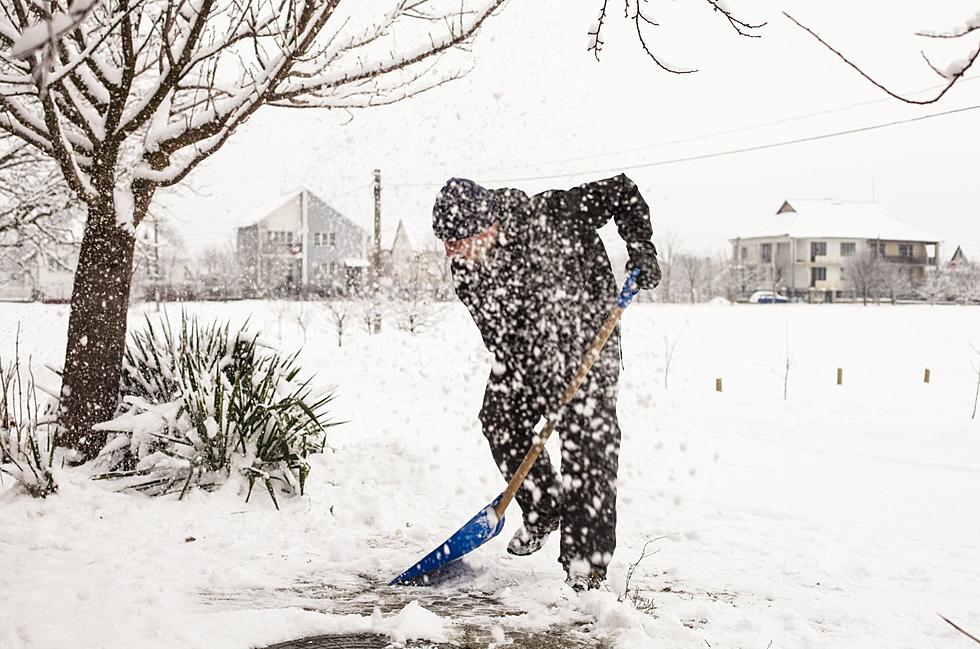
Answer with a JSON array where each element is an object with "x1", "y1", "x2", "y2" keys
[
  {"x1": 0, "y1": 352, "x2": 59, "y2": 497},
  {"x1": 93, "y1": 315, "x2": 335, "y2": 507}
]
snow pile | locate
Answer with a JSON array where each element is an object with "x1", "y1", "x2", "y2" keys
[{"x1": 376, "y1": 601, "x2": 450, "y2": 643}]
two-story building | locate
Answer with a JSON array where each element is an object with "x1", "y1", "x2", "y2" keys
[
  {"x1": 731, "y1": 199, "x2": 940, "y2": 301},
  {"x1": 237, "y1": 189, "x2": 370, "y2": 296}
]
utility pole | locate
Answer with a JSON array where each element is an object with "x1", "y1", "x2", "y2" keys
[{"x1": 373, "y1": 168, "x2": 382, "y2": 333}]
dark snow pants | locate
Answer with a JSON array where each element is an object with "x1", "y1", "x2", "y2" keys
[{"x1": 479, "y1": 339, "x2": 622, "y2": 579}]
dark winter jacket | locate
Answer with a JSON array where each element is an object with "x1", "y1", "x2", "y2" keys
[{"x1": 451, "y1": 174, "x2": 655, "y2": 403}]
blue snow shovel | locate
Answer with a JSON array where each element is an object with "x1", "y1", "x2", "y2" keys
[{"x1": 389, "y1": 268, "x2": 644, "y2": 586}]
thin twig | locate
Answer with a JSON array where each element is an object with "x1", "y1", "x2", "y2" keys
[
  {"x1": 784, "y1": 12, "x2": 980, "y2": 105},
  {"x1": 939, "y1": 613, "x2": 980, "y2": 645}
]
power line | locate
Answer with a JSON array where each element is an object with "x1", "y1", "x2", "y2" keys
[
  {"x1": 390, "y1": 75, "x2": 980, "y2": 183},
  {"x1": 387, "y1": 101, "x2": 980, "y2": 186}
]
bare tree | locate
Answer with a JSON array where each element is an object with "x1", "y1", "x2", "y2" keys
[
  {"x1": 132, "y1": 210, "x2": 187, "y2": 304},
  {"x1": 326, "y1": 301, "x2": 350, "y2": 347},
  {"x1": 918, "y1": 266, "x2": 950, "y2": 305},
  {"x1": 393, "y1": 260, "x2": 446, "y2": 334},
  {"x1": 677, "y1": 252, "x2": 706, "y2": 303},
  {"x1": 588, "y1": 0, "x2": 764, "y2": 73},
  {"x1": 949, "y1": 263, "x2": 980, "y2": 305},
  {"x1": 0, "y1": 0, "x2": 507, "y2": 458},
  {"x1": 786, "y1": 11, "x2": 980, "y2": 104},
  {"x1": 655, "y1": 229, "x2": 681, "y2": 303},
  {"x1": 843, "y1": 249, "x2": 883, "y2": 306},
  {"x1": 879, "y1": 262, "x2": 914, "y2": 305},
  {"x1": 293, "y1": 300, "x2": 313, "y2": 345},
  {"x1": 194, "y1": 243, "x2": 242, "y2": 300}
]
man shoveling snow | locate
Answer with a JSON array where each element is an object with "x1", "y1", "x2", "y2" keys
[{"x1": 431, "y1": 174, "x2": 661, "y2": 591}]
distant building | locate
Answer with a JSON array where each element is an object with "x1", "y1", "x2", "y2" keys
[
  {"x1": 0, "y1": 244, "x2": 77, "y2": 302},
  {"x1": 382, "y1": 220, "x2": 451, "y2": 299},
  {"x1": 730, "y1": 199, "x2": 940, "y2": 301},
  {"x1": 237, "y1": 189, "x2": 370, "y2": 296},
  {"x1": 947, "y1": 244, "x2": 980, "y2": 269}
]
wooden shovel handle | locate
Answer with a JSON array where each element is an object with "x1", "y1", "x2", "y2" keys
[{"x1": 491, "y1": 269, "x2": 640, "y2": 521}]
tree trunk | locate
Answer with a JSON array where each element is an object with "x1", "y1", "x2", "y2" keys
[{"x1": 59, "y1": 201, "x2": 137, "y2": 460}]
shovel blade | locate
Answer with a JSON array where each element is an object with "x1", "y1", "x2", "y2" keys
[{"x1": 389, "y1": 496, "x2": 506, "y2": 586}]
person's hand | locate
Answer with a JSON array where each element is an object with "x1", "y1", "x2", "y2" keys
[{"x1": 626, "y1": 241, "x2": 662, "y2": 290}]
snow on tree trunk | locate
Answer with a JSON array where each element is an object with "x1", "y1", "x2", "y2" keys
[{"x1": 59, "y1": 201, "x2": 137, "y2": 459}]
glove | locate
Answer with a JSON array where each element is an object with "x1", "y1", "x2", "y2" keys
[{"x1": 626, "y1": 240, "x2": 662, "y2": 290}]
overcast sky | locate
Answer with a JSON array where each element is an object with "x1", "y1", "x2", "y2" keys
[{"x1": 160, "y1": 0, "x2": 980, "y2": 258}]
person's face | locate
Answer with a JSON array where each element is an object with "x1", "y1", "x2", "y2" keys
[{"x1": 444, "y1": 221, "x2": 500, "y2": 263}]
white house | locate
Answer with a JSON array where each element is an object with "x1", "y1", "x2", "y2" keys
[
  {"x1": 731, "y1": 199, "x2": 941, "y2": 301},
  {"x1": 0, "y1": 245, "x2": 77, "y2": 302}
]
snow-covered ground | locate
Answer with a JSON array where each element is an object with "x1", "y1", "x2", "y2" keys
[{"x1": 1, "y1": 300, "x2": 978, "y2": 649}]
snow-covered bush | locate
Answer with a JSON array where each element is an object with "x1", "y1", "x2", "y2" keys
[
  {"x1": 0, "y1": 352, "x2": 59, "y2": 497},
  {"x1": 93, "y1": 315, "x2": 335, "y2": 507}
]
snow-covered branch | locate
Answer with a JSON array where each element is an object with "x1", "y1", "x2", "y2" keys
[
  {"x1": 0, "y1": 133, "x2": 81, "y2": 252},
  {"x1": 785, "y1": 11, "x2": 980, "y2": 105},
  {"x1": 589, "y1": 0, "x2": 764, "y2": 73}
]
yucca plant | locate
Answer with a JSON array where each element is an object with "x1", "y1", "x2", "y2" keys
[
  {"x1": 94, "y1": 313, "x2": 336, "y2": 507},
  {"x1": 0, "y1": 336, "x2": 60, "y2": 498}
]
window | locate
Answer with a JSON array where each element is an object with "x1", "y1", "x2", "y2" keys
[
  {"x1": 329, "y1": 232, "x2": 337, "y2": 247},
  {"x1": 761, "y1": 243, "x2": 772, "y2": 263},
  {"x1": 810, "y1": 241, "x2": 827, "y2": 260},
  {"x1": 740, "y1": 246, "x2": 747, "y2": 260},
  {"x1": 899, "y1": 244, "x2": 913, "y2": 258},
  {"x1": 266, "y1": 230, "x2": 293, "y2": 245},
  {"x1": 810, "y1": 267, "x2": 826, "y2": 287},
  {"x1": 840, "y1": 242, "x2": 856, "y2": 257},
  {"x1": 329, "y1": 262, "x2": 337, "y2": 274},
  {"x1": 872, "y1": 242, "x2": 886, "y2": 255}
]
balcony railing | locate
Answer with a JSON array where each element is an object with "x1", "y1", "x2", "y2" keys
[{"x1": 882, "y1": 255, "x2": 934, "y2": 266}]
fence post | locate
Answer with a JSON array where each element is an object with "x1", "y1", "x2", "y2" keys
[
  {"x1": 715, "y1": 378, "x2": 723, "y2": 392},
  {"x1": 924, "y1": 368, "x2": 931, "y2": 383},
  {"x1": 837, "y1": 368, "x2": 843, "y2": 385}
]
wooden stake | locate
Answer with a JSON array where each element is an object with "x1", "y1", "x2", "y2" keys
[
  {"x1": 924, "y1": 368, "x2": 931, "y2": 383},
  {"x1": 837, "y1": 368, "x2": 843, "y2": 385},
  {"x1": 715, "y1": 378, "x2": 723, "y2": 392}
]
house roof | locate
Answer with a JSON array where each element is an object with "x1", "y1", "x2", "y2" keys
[
  {"x1": 946, "y1": 242, "x2": 980, "y2": 264},
  {"x1": 734, "y1": 199, "x2": 940, "y2": 243},
  {"x1": 240, "y1": 188, "x2": 366, "y2": 235}
]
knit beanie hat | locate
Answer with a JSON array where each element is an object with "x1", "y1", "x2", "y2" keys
[{"x1": 431, "y1": 177, "x2": 499, "y2": 241}]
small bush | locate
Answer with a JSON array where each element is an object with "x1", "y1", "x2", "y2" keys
[
  {"x1": 93, "y1": 314, "x2": 336, "y2": 507},
  {"x1": 0, "y1": 343, "x2": 59, "y2": 498}
]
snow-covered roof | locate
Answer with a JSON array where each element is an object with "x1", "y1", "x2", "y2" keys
[
  {"x1": 343, "y1": 258, "x2": 370, "y2": 268},
  {"x1": 734, "y1": 200, "x2": 940, "y2": 243}
]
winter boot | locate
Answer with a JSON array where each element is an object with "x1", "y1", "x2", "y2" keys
[
  {"x1": 566, "y1": 570, "x2": 607, "y2": 593},
  {"x1": 506, "y1": 517, "x2": 559, "y2": 556}
]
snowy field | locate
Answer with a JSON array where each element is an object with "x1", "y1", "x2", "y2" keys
[{"x1": 1, "y1": 300, "x2": 979, "y2": 649}]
